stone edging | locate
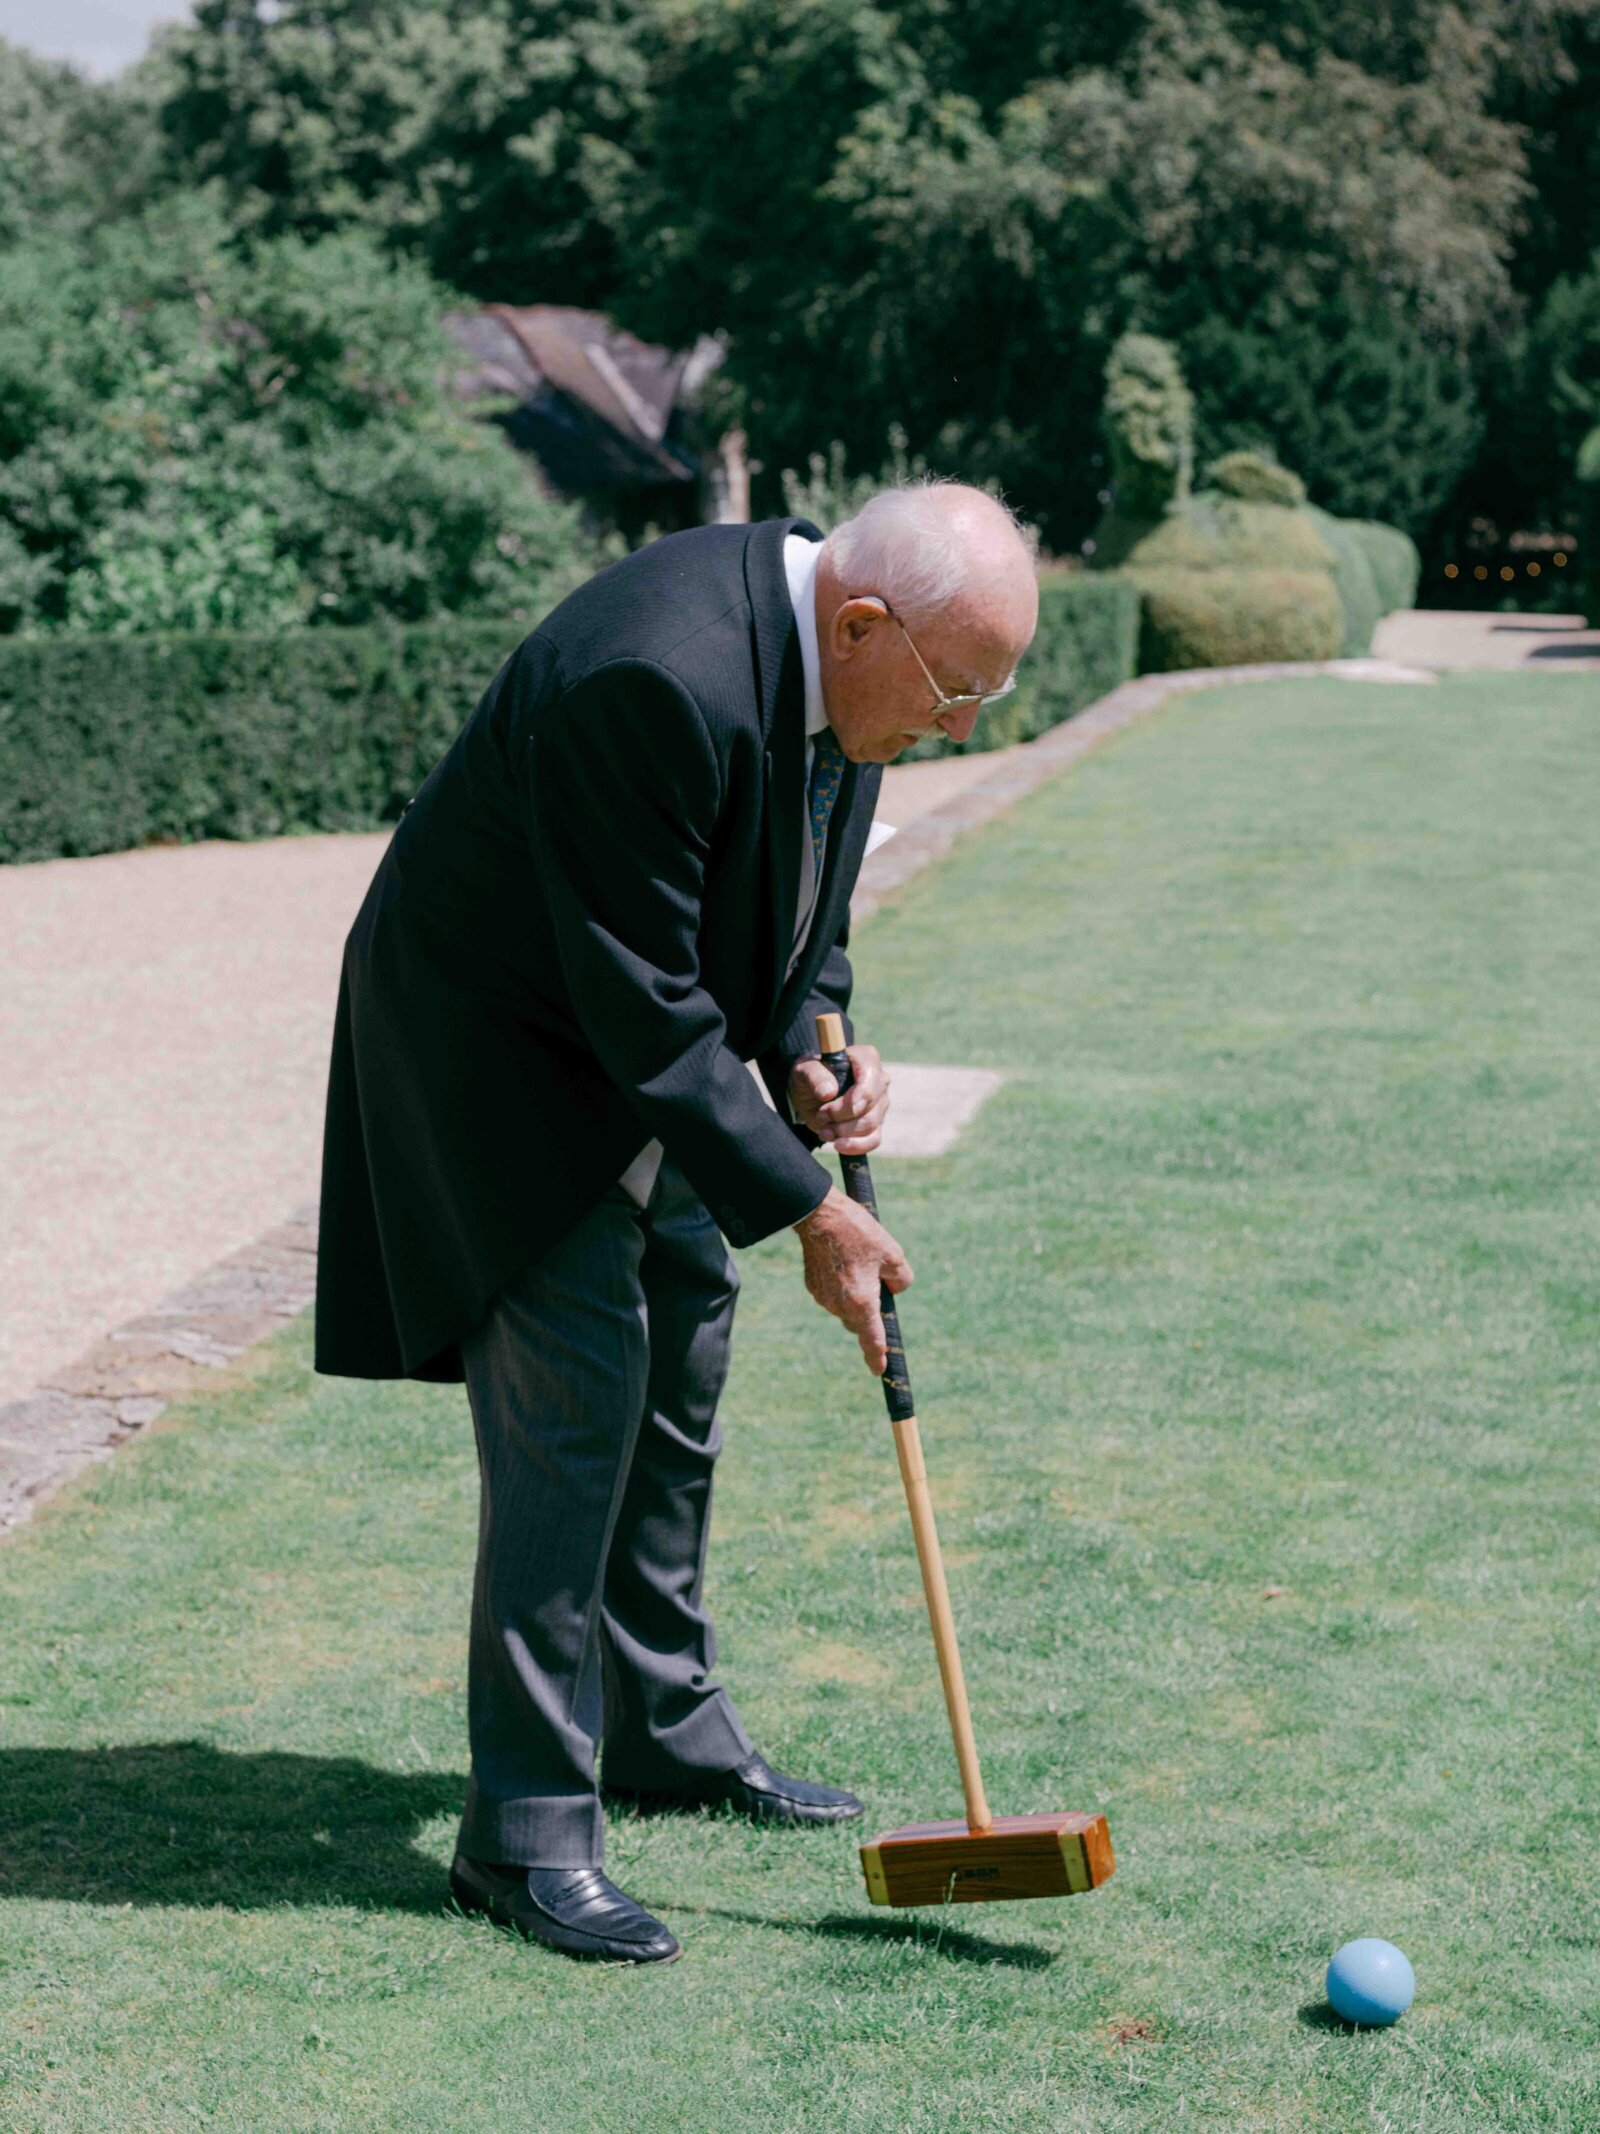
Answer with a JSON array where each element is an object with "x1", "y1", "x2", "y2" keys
[
  {"x1": 0, "y1": 652, "x2": 1435, "y2": 1534},
  {"x1": 0, "y1": 1206, "x2": 318, "y2": 1531}
]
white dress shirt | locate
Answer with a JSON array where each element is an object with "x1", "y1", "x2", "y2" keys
[{"x1": 616, "y1": 534, "x2": 832, "y2": 1210}]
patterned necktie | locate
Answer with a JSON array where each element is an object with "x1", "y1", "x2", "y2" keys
[{"x1": 807, "y1": 727, "x2": 847, "y2": 880}]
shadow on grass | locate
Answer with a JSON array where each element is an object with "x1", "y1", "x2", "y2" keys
[
  {"x1": 0, "y1": 1742, "x2": 461, "y2": 1914},
  {"x1": 685, "y1": 1905, "x2": 1056, "y2": 1969},
  {"x1": 1297, "y1": 1999, "x2": 1361, "y2": 2032},
  {"x1": 2, "y1": 1747, "x2": 1062, "y2": 1965}
]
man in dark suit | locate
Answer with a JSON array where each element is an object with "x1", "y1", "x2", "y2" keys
[{"x1": 313, "y1": 481, "x2": 1038, "y2": 1962}]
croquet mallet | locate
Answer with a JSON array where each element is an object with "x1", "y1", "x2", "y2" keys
[{"x1": 816, "y1": 1013, "x2": 1115, "y2": 1909}]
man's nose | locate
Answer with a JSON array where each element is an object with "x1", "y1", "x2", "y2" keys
[{"x1": 939, "y1": 701, "x2": 982, "y2": 745}]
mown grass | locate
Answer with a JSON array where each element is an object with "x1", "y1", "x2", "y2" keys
[{"x1": 3, "y1": 671, "x2": 1598, "y2": 2131}]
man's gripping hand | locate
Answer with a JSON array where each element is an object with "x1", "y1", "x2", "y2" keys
[
  {"x1": 788, "y1": 1044, "x2": 890, "y2": 1155},
  {"x1": 793, "y1": 1186, "x2": 913, "y2": 1376}
]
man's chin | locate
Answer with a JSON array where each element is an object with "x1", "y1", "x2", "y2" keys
[{"x1": 839, "y1": 732, "x2": 935, "y2": 765}]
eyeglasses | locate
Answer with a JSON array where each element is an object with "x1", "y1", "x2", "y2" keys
[{"x1": 855, "y1": 594, "x2": 1019, "y2": 725}]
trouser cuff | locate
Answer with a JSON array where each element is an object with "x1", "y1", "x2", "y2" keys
[
  {"x1": 457, "y1": 1776, "x2": 604, "y2": 1869},
  {"x1": 599, "y1": 1687, "x2": 755, "y2": 1792}
]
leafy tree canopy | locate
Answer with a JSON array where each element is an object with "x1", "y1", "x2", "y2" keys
[
  {"x1": 154, "y1": 0, "x2": 657, "y2": 305},
  {"x1": 0, "y1": 190, "x2": 611, "y2": 634},
  {"x1": 143, "y1": 0, "x2": 1578, "y2": 547},
  {"x1": 8, "y1": 0, "x2": 1600, "y2": 583},
  {"x1": 0, "y1": 37, "x2": 162, "y2": 246}
]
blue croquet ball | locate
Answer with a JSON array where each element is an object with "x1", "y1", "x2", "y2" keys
[{"x1": 1326, "y1": 1938, "x2": 1415, "y2": 2026}]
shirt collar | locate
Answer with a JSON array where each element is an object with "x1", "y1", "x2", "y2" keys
[{"x1": 782, "y1": 532, "x2": 830, "y2": 740}]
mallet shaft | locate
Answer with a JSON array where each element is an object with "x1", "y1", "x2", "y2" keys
[
  {"x1": 815, "y1": 1012, "x2": 993, "y2": 1836},
  {"x1": 889, "y1": 1412, "x2": 993, "y2": 1835}
]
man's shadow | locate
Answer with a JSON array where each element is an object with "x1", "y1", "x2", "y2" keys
[
  {"x1": 0, "y1": 1742, "x2": 462, "y2": 1914},
  {"x1": 0, "y1": 1747, "x2": 1060, "y2": 1964}
]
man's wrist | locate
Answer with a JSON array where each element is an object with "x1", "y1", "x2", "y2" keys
[{"x1": 793, "y1": 1182, "x2": 843, "y2": 1235}]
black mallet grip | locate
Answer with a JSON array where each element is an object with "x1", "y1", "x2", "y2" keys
[{"x1": 815, "y1": 1012, "x2": 915, "y2": 1423}]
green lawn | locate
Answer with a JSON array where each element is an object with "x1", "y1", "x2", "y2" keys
[{"x1": 4, "y1": 672, "x2": 1599, "y2": 2131}]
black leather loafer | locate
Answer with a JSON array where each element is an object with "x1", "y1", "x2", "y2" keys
[
  {"x1": 449, "y1": 1855, "x2": 681, "y2": 1964},
  {"x1": 603, "y1": 1749, "x2": 865, "y2": 1827}
]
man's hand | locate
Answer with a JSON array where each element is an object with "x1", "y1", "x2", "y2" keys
[
  {"x1": 788, "y1": 1044, "x2": 891, "y2": 1155},
  {"x1": 793, "y1": 1185, "x2": 913, "y2": 1375}
]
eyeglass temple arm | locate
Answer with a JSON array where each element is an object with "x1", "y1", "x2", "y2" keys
[{"x1": 852, "y1": 592, "x2": 1016, "y2": 707}]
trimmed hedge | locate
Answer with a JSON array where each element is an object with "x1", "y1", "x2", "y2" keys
[
  {"x1": 1088, "y1": 424, "x2": 1421, "y2": 668},
  {"x1": 903, "y1": 571, "x2": 1140, "y2": 761},
  {"x1": 0, "y1": 621, "x2": 518, "y2": 864},
  {"x1": 1, "y1": 574, "x2": 1142, "y2": 860}
]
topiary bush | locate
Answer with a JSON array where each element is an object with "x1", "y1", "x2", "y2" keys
[
  {"x1": 1203, "y1": 451, "x2": 1307, "y2": 507},
  {"x1": 1091, "y1": 334, "x2": 1195, "y2": 570},
  {"x1": 1123, "y1": 490, "x2": 1337, "y2": 576},
  {"x1": 1347, "y1": 520, "x2": 1421, "y2": 615},
  {"x1": 1134, "y1": 567, "x2": 1343, "y2": 671},
  {"x1": 1090, "y1": 432, "x2": 1404, "y2": 668},
  {"x1": 1307, "y1": 506, "x2": 1384, "y2": 656},
  {"x1": 1098, "y1": 471, "x2": 1344, "y2": 669},
  {"x1": 1089, "y1": 334, "x2": 1424, "y2": 667}
]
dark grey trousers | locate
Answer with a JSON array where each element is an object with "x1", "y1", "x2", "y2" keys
[{"x1": 455, "y1": 1155, "x2": 755, "y2": 1868}]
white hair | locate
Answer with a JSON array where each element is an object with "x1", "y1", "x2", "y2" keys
[{"x1": 820, "y1": 477, "x2": 1036, "y2": 625}]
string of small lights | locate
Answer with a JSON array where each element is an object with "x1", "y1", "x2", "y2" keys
[{"x1": 1443, "y1": 553, "x2": 1569, "y2": 583}]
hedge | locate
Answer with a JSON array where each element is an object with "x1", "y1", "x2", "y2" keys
[
  {"x1": 0, "y1": 622, "x2": 517, "y2": 864},
  {"x1": 0, "y1": 574, "x2": 1142, "y2": 861},
  {"x1": 902, "y1": 570, "x2": 1139, "y2": 761}
]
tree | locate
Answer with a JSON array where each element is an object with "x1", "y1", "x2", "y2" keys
[
  {"x1": 87, "y1": 0, "x2": 1600, "y2": 566},
  {"x1": 1180, "y1": 303, "x2": 1483, "y2": 537},
  {"x1": 0, "y1": 192, "x2": 612, "y2": 635},
  {"x1": 153, "y1": 0, "x2": 656, "y2": 304},
  {"x1": 0, "y1": 37, "x2": 162, "y2": 247},
  {"x1": 605, "y1": 0, "x2": 1531, "y2": 547}
]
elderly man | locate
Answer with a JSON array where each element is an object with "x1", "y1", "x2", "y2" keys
[{"x1": 313, "y1": 479, "x2": 1038, "y2": 1964}]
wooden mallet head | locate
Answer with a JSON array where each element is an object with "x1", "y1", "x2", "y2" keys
[
  {"x1": 815, "y1": 1012, "x2": 1115, "y2": 1909},
  {"x1": 860, "y1": 1811, "x2": 1115, "y2": 1908}
]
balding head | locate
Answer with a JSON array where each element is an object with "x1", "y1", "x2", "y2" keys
[
  {"x1": 812, "y1": 480, "x2": 1039, "y2": 764},
  {"x1": 822, "y1": 481, "x2": 1038, "y2": 631}
]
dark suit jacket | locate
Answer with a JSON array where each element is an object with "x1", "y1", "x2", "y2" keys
[{"x1": 312, "y1": 513, "x2": 878, "y2": 1383}]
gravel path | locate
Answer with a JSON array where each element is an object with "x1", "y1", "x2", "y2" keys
[
  {"x1": 1, "y1": 834, "x2": 374, "y2": 1409},
  {"x1": 0, "y1": 754, "x2": 1012, "y2": 1415}
]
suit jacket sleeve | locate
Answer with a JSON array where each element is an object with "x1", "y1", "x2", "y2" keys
[
  {"x1": 754, "y1": 915, "x2": 856, "y2": 1147},
  {"x1": 527, "y1": 654, "x2": 832, "y2": 1245}
]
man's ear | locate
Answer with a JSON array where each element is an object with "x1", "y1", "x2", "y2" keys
[{"x1": 830, "y1": 596, "x2": 888, "y2": 660}]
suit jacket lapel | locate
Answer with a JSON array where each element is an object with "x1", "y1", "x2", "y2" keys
[
  {"x1": 741, "y1": 513, "x2": 884, "y2": 1055},
  {"x1": 761, "y1": 644, "x2": 805, "y2": 1018},
  {"x1": 760, "y1": 758, "x2": 881, "y2": 1052},
  {"x1": 744, "y1": 512, "x2": 822, "y2": 1020}
]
